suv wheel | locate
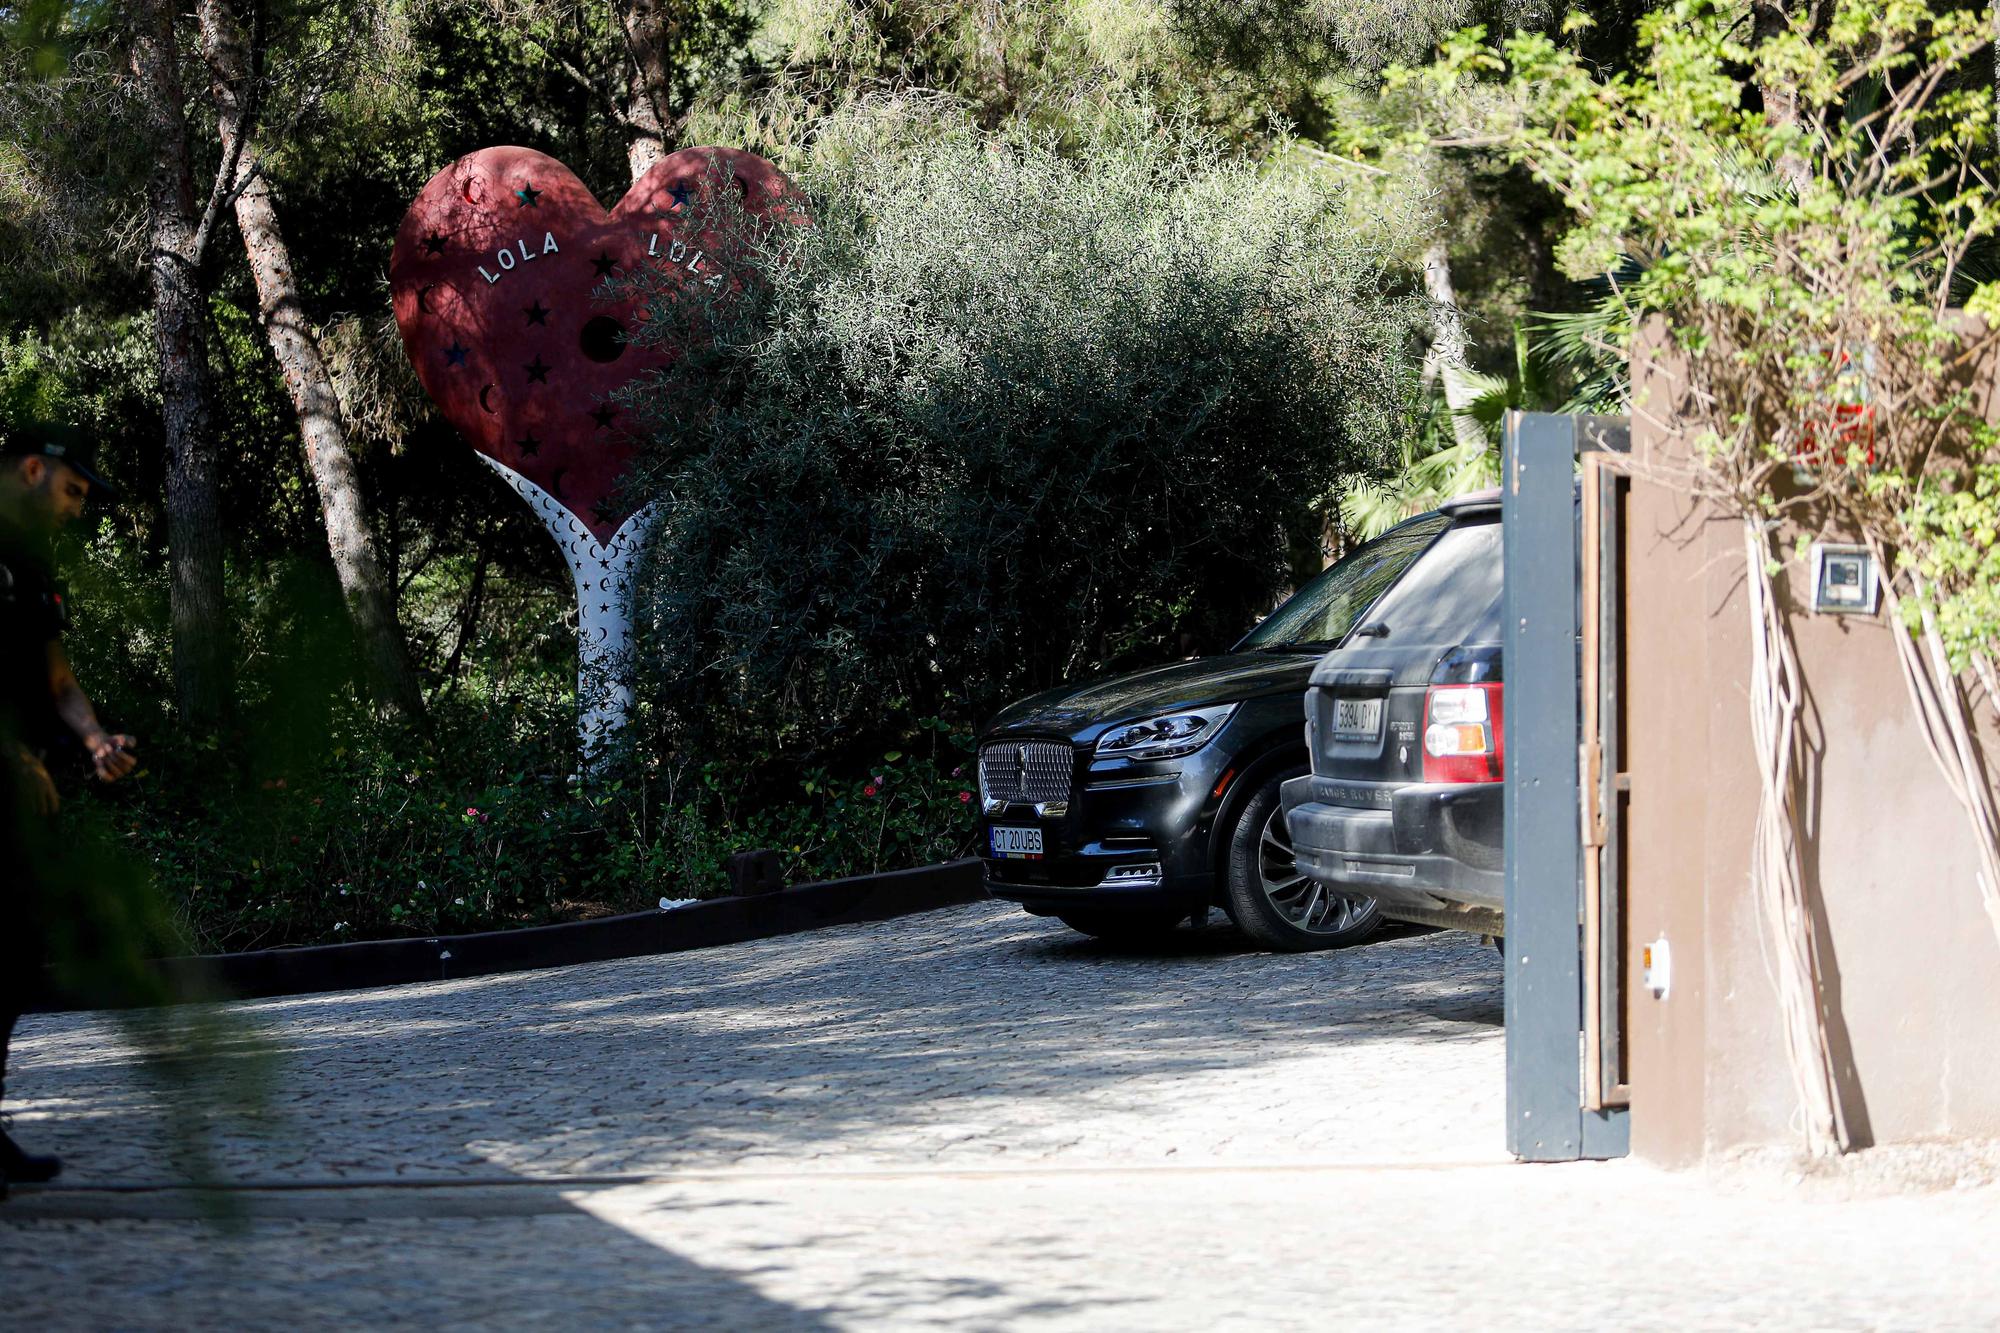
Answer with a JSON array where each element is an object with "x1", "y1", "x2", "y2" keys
[{"x1": 1224, "y1": 767, "x2": 1382, "y2": 952}]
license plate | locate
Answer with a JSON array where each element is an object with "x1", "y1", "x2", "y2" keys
[
  {"x1": 1334, "y1": 697, "x2": 1383, "y2": 740},
  {"x1": 990, "y1": 825, "x2": 1044, "y2": 859}
]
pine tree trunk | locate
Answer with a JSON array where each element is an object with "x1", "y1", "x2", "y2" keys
[
  {"x1": 618, "y1": 0, "x2": 677, "y2": 180},
  {"x1": 1421, "y1": 240, "x2": 1490, "y2": 455},
  {"x1": 197, "y1": 0, "x2": 426, "y2": 724},
  {"x1": 128, "y1": 0, "x2": 230, "y2": 732}
]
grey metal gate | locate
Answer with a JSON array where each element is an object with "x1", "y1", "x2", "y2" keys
[{"x1": 1500, "y1": 412, "x2": 1630, "y2": 1162}]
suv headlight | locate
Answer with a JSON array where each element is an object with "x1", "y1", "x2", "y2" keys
[{"x1": 1095, "y1": 704, "x2": 1239, "y2": 760}]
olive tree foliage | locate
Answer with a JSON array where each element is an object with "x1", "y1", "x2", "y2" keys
[
  {"x1": 621, "y1": 108, "x2": 1423, "y2": 765},
  {"x1": 1398, "y1": 0, "x2": 1999, "y2": 1155}
]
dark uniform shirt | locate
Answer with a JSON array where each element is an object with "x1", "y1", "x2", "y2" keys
[
  {"x1": 1, "y1": 515, "x2": 63, "y2": 996},
  {"x1": 0, "y1": 517, "x2": 64, "y2": 754}
]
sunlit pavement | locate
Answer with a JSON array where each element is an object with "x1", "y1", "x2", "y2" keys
[{"x1": 4, "y1": 900, "x2": 1998, "y2": 1328}]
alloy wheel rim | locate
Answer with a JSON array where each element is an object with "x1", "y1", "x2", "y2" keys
[{"x1": 1257, "y1": 804, "x2": 1375, "y2": 935}]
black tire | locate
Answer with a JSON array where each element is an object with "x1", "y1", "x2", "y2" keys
[
  {"x1": 1223, "y1": 766, "x2": 1383, "y2": 953},
  {"x1": 1055, "y1": 909, "x2": 1185, "y2": 942}
]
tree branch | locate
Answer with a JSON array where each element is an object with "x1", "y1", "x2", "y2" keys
[{"x1": 191, "y1": 0, "x2": 267, "y2": 266}]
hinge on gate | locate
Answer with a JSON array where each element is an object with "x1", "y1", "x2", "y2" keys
[{"x1": 1580, "y1": 739, "x2": 1606, "y2": 849}]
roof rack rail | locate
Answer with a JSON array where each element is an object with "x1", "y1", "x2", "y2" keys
[{"x1": 1438, "y1": 487, "x2": 1502, "y2": 516}]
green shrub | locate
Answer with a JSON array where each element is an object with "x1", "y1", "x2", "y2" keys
[
  {"x1": 624, "y1": 107, "x2": 1423, "y2": 768},
  {"x1": 50, "y1": 506, "x2": 973, "y2": 952},
  {"x1": 69, "y1": 693, "x2": 974, "y2": 953}
]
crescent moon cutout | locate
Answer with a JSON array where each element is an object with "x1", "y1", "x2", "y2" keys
[
  {"x1": 418, "y1": 283, "x2": 437, "y2": 314},
  {"x1": 478, "y1": 383, "x2": 497, "y2": 414},
  {"x1": 550, "y1": 467, "x2": 567, "y2": 498}
]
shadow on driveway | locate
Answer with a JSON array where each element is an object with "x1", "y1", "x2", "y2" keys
[{"x1": 0, "y1": 1169, "x2": 844, "y2": 1327}]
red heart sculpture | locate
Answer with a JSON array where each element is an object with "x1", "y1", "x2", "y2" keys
[{"x1": 390, "y1": 145, "x2": 797, "y2": 541}]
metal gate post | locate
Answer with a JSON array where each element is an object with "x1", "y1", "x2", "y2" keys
[{"x1": 1502, "y1": 412, "x2": 1630, "y2": 1161}]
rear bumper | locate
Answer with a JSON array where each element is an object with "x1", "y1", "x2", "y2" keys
[{"x1": 1280, "y1": 775, "x2": 1504, "y2": 924}]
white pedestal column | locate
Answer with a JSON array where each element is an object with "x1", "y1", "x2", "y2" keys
[{"x1": 478, "y1": 455, "x2": 657, "y2": 764}]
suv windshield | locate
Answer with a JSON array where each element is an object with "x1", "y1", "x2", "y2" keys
[{"x1": 1237, "y1": 516, "x2": 1446, "y2": 651}]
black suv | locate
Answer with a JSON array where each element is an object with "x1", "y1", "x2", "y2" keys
[
  {"x1": 1282, "y1": 490, "x2": 1506, "y2": 937},
  {"x1": 976, "y1": 516, "x2": 1448, "y2": 950}
]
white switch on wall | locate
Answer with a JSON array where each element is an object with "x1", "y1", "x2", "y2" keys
[{"x1": 1642, "y1": 936, "x2": 1672, "y2": 999}]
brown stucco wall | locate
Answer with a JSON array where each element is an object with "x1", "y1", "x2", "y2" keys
[{"x1": 1624, "y1": 338, "x2": 2000, "y2": 1165}]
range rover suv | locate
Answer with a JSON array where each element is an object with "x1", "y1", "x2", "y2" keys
[
  {"x1": 975, "y1": 515, "x2": 1447, "y2": 951},
  {"x1": 1281, "y1": 490, "x2": 1507, "y2": 937}
]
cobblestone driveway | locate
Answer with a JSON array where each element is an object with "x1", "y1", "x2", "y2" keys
[{"x1": 5, "y1": 901, "x2": 1998, "y2": 1329}]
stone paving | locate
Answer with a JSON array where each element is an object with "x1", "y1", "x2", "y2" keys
[{"x1": 3, "y1": 900, "x2": 1997, "y2": 1329}]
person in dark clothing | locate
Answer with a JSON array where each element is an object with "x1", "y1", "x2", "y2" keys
[{"x1": 1, "y1": 420, "x2": 135, "y2": 1192}]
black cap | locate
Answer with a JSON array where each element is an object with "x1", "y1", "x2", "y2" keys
[{"x1": 2, "y1": 421, "x2": 119, "y2": 500}]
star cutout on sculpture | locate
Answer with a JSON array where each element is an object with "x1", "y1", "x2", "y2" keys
[
  {"x1": 517, "y1": 433, "x2": 541, "y2": 457},
  {"x1": 667, "y1": 182, "x2": 692, "y2": 210},
  {"x1": 444, "y1": 341, "x2": 469, "y2": 367},
  {"x1": 423, "y1": 231, "x2": 447, "y2": 256},
  {"x1": 591, "y1": 251, "x2": 619, "y2": 278},
  {"x1": 515, "y1": 183, "x2": 542, "y2": 208},
  {"x1": 524, "y1": 299, "x2": 550, "y2": 326},
  {"x1": 589, "y1": 404, "x2": 616, "y2": 430},
  {"x1": 524, "y1": 354, "x2": 551, "y2": 384}
]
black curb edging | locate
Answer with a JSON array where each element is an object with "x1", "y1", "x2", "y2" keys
[{"x1": 38, "y1": 860, "x2": 989, "y2": 1011}]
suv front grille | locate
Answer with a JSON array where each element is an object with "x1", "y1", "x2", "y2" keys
[{"x1": 979, "y1": 741, "x2": 1074, "y2": 806}]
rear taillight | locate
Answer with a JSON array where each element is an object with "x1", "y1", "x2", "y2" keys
[{"x1": 1422, "y1": 683, "x2": 1504, "y2": 784}]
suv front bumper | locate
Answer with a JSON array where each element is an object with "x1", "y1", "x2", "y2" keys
[
  {"x1": 1280, "y1": 774, "x2": 1504, "y2": 928},
  {"x1": 980, "y1": 746, "x2": 1228, "y2": 917}
]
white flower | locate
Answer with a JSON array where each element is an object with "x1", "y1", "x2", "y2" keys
[
  {"x1": 453, "y1": 897, "x2": 466, "y2": 906},
  {"x1": 333, "y1": 922, "x2": 349, "y2": 932}
]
